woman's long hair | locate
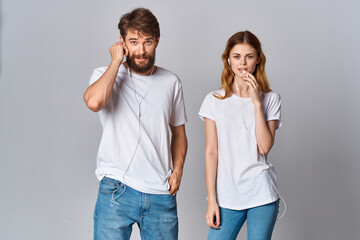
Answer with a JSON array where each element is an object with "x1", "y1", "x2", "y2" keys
[{"x1": 216, "y1": 31, "x2": 271, "y2": 99}]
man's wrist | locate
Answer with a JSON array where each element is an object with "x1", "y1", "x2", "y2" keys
[
  {"x1": 172, "y1": 168, "x2": 183, "y2": 176},
  {"x1": 110, "y1": 58, "x2": 123, "y2": 66}
]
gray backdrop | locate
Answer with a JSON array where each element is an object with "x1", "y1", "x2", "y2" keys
[{"x1": 1, "y1": 0, "x2": 360, "y2": 239}]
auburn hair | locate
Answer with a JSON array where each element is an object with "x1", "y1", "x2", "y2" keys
[{"x1": 216, "y1": 31, "x2": 271, "y2": 99}]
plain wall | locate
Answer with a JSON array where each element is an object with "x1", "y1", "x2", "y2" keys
[{"x1": 1, "y1": 0, "x2": 360, "y2": 239}]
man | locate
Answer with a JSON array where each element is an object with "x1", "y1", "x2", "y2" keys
[{"x1": 83, "y1": 8, "x2": 188, "y2": 240}]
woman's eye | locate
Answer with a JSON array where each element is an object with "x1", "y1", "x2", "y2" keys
[
  {"x1": 247, "y1": 56, "x2": 254, "y2": 59},
  {"x1": 234, "y1": 56, "x2": 240, "y2": 59}
]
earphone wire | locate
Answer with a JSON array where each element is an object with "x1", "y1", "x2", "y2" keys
[
  {"x1": 230, "y1": 60, "x2": 286, "y2": 219},
  {"x1": 257, "y1": 143, "x2": 287, "y2": 220},
  {"x1": 236, "y1": 77, "x2": 286, "y2": 220},
  {"x1": 122, "y1": 65, "x2": 155, "y2": 181},
  {"x1": 235, "y1": 80, "x2": 240, "y2": 94}
]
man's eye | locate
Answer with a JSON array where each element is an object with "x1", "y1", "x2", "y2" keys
[
  {"x1": 146, "y1": 41, "x2": 152, "y2": 44},
  {"x1": 131, "y1": 41, "x2": 137, "y2": 45}
]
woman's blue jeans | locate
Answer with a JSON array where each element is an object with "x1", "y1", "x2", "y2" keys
[
  {"x1": 207, "y1": 200, "x2": 279, "y2": 240},
  {"x1": 93, "y1": 177, "x2": 178, "y2": 240}
]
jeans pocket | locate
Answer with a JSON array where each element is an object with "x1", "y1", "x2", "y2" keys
[
  {"x1": 99, "y1": 178, "x2": 118, "y2": 194},
  {"x1": 98, "y1": 178, "x2": 126, "y2": 206},
  {"x1": 110, "y1": 184, "x2": 126, "y2": 206}
]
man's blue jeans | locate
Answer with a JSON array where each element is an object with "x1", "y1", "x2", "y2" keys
[
  {"x1": 207, "y1": 200, "x2": 279, "y2": 240},
  {"x1": 94, "y1": 177, "x2": 178, "y2": 240}
]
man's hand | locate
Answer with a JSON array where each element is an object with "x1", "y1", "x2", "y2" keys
[
  {"x1": 168, "y1": 170, "x2": 182, "y2": 196},
  {"x1": 169, "y1": 124, "x2": 187, "y2": 196},
  {"x1": 109, "y1": 41, "x2": 128, "y2": 64},
  {"x1": 83, "y1": 42, "x2": 128, "y2": 112}
]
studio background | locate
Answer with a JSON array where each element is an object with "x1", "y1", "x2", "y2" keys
[{"x1": 1, "y1": 0, "x2": 359, "y2": 239}]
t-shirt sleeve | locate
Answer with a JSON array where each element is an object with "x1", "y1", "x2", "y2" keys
[
  {"x1": 198, "y1": 93, "x2": 216, "y2": 122},
  {"x1": 170, "y1": 80, "x2": 188, "y2": 126},
  {"x1": 265, "y1": 93, "x2": 282, "y2": 129},
  {"x1": 88, "y1": 67, "x2": 107, "y2": 86}
]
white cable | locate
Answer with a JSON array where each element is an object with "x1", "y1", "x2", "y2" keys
[
  {"x1": 122, "y1": 66, "x2": 155, "y2": 181},
  {"x1": 256, "y1": 139, "x2": 286, "y2": 220},
  {"x1": 235, "y1": 80, "x2": 240, "y2": 94},
  {"x1": 233, "y1": 73, "x2": 286, "y2": 219}
]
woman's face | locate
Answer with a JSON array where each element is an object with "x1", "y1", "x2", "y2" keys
[{"x1": 228, "y1": 43, "x2": 260, "y2": 78}]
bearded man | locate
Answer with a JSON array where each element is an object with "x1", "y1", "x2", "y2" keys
[{"x1": 83, "y1": 8, "x2": 188, "y2": 240}]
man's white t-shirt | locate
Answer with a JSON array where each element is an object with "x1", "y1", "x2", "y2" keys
[
  {"x1": 198, "y1": 89, "x2": 282, "y2": 210},
  {"x1": 89, "y1": 64, "x2": 187, "y2": 194}
]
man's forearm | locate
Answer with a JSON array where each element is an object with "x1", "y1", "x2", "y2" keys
[
  {"x1": 171, "y1": 131, "x2": 187, "y2": 174},
  {"x1": 83, "y1": 60, "x2": 121, "y2": 112}
]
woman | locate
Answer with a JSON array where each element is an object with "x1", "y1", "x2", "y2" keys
[{"x1": 198, "y1": 31, "x2": 284, "y2": 240}]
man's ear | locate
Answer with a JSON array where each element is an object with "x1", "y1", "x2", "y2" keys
[
  {"x1": 155, "y1": 36, "x2": 160, "y2": 47},
  {"x1": 120, "y1": 35, "x2": 125, "y2": 44}
]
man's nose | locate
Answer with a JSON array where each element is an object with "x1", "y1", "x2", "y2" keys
[{"x1": 139, "y1": 44, "x2": 145, "y2": 55}]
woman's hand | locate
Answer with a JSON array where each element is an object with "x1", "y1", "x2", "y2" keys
[
  {"x1": 206, "y1": 200, "x2": 220, "y2": 229},
  {"x1": 243, "y1": 72, "x2": 261, "y2": 106}
]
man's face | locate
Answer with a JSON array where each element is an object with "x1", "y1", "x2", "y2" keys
[{"x1": 121, "y1": 29, "x2": 159, "y2": 75}]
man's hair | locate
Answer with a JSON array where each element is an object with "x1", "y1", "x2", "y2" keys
[{"x1": 118, "y1": 8, "x2": 160, "y2": 39}]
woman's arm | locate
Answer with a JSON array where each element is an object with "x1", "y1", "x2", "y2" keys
[
  {"x1": 243, "y1": 73, "x2": 279, "y2": 154},
  {"x1": 254, "y1": 104, "x2": 279, "y2": 154},
  {"x1": 204, "y1": 118, "x2": 221, "y2": 229}
]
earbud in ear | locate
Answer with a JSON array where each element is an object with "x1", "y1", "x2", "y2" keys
[{"x1": 227, "y1": 58, "x2": 231, "y2": 66}]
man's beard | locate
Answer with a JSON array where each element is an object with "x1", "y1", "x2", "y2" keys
[{"x1": 127, "y1": 52, "x2": 155, "y2": 74}]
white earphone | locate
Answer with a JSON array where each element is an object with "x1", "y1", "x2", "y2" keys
[
  {"x1": 122, "y1": 66, "x2": 155, "y2": 181},
  {"x1": 228, "y1": 55, "x2": 286, "y2": 220}
]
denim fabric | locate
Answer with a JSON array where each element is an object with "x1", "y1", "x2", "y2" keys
[
  {"x1": 94, "y1": 177, "x2": 178, "y2": 240},
  {"x1": 207, "y1": 200, "x2": 279, "y2": 240}
]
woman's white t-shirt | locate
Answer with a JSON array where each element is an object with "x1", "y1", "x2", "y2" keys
[{"x1": 198, "y1": 89, "x2": 282, "y2": 210}]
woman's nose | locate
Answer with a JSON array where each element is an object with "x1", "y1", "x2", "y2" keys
[{"x1": 240, "y1": 57, "x2": 246, "y2": 65}]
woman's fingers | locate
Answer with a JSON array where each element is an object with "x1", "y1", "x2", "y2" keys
[
  {"x1": 215, "y1": 209, "x2": 221, "y2": 227},
  {"x1": 247, "y1": 72, "x2": 256, "y2": 81},
  {"x1": 206, "y1": 213, "x2": 220, "y2": 229},
  {"x1": 211, "y1": 215, "x2": 219, "y2": 229},
  {"x1": 244, "y1": 77, "x2": 257, "y2": 90},
  {"x1": 247, "y1": 76, "x2": 257, "y2": 85},
  {"x1": 243, "y1": 72, "x2": 258, "y2": 88},
  {"x1": 206, "y1": 215, "x2": 212, "y2": 227},
  {"x1": 207, "y1": 216, "x2": 215, "y2": 228}
]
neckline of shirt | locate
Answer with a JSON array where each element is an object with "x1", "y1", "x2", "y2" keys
[
  {"x1": 229, "y1": 91, "x2": 267, "y2": 101},
  {"x1": 228, "y1": 91, "x2": 252, "y2": 101},
  {"x1": 118, "y1": 64, "x2": 159, "y2": 80}
]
